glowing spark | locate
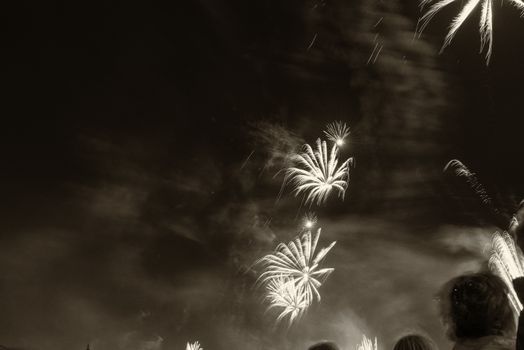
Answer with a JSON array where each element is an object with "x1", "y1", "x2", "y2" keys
[
  {"x1": 286, "y1": 139, "x2": 353, "y2": 206},
  {"x1": 356, "y1": 335, "x2": 378, "y2": 350},
  {"x1": 418, "y1": 0, "x2": 524, "y2": 64},
  {"x1": 307, "y1": 33, "x2": 318, "y2": 51},
  {"x1": 186, "y1": 342, "x2": 203, "y2": 350},
  {"x1": 488, "y1": 231, "x2": 524, "y2": 315},
  {"x1": 324, "y1": 121, "x2": 351, "y2": 146},
  {"x1": 257, "y1": 228, "x2": 336, "y2": 305},
  {"x1": 302, "y1": 212, "x2": 318, "y2": 230},
  {"x1": 265, "y1": 276, "x2": 310, "y2": 324}
]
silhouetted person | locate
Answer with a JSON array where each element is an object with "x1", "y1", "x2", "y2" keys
[
  {"x1": 308, "y1": 341, "x2": 340, "y2": 350},
  {"x1": 439, "y1": 272, "x2": 516, "y2": 350},
  {"x1": 393, "y1": 334, "x2": 438, "y2": 350}
]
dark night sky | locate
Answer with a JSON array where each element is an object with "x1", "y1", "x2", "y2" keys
[{"x1": 3, "y1": 0, "x2": 524, "y2": 349}]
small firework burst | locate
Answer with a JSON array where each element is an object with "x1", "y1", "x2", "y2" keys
[
  {"x1": 257, "y1": 228, "x2": 336, "y2": 305},
  {"x1": 186, "y1": 341, "x2": 203, "y2": 350},
  {"x1": 356, "y1": 335, "x2": 378, "y2": 350},
  {"x1": 418, "y1": 0, "x2": 524, "y2": 64},
  {"x1": 302, "y1": 212, "x2": 318, "y2": 231},
  {"x1": 488, "y1": 231, "x2": 524, "y2": 314},
  {"x1": 265, "y1": 276, "x2": 310, "y2": 324},
  {"x1": 324, "y1": 121, "x2": 351, "y2": 147},
  {"x1": 286, "y1": 139, "x2": 353, "y2": 206}
]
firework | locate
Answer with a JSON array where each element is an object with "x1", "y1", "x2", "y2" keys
[
  {"x1": 186, "y1": 342, "x2": 203, "y2": 350},
  {"x1": 488, "y1": 231, "x2": 524, "y2": 314},
  {"x1": 265, "y1": 276, "x2": 310, "y2": 324},
  {"x1": 418, "y1": 0, "x2": 524, "y2": 64},
  {"x1": 443, "y1": 159, "x2": 500, "y2": 212},
  {"x1": 356, "y1": 335, "x2": 378, "y2": 350},
  {"x1": 287, "y1": 139, "x2": 353, "y2": 206},
  {"x1": 302, "y1": 212, "x2": 318, "y2": 231},
  {"x1": 257, "y1": 228, "x2": 336, "y2": 304},
  {"x1": 324, "y1": 121, "x2": 351, "y2": 147}
]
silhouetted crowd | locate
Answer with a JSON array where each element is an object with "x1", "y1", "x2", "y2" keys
[{"x1": 308, "y1": 203, "x2": 524, "y2": 350}]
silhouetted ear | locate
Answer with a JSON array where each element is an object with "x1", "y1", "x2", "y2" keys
[{"x1": 513, "y1": 277, "x2": 524, "y2": 304}]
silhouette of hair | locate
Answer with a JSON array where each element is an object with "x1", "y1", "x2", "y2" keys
[
  {"x1": 393, "y1": 334, "x2": 437, "y2": 350},
  {"x1": 308, "y1": 341, "x2": 340, "y2": 350},
  {"x1": 438, "y1": 272, "x2": 515, "y2": 340}
]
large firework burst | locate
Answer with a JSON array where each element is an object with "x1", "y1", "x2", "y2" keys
[
  {"x1": 286, "y1": 139, "x2": 353, "y2": 206},
  {"x1": 356, "y1": 335, "x2": 378, "y2": 350},
  {"x1": 257, "y1": 228, "x2": 336, "y2": 305},
  {"x1": 265, "y1": 276, "x2": 310, "y2": 324},
  {"x1": 324, "y1": 121, "x2": 351, "y2": 147},
  {"x1": 186, "y1": 342, "x2": 203, "y2": 350},
  {"x1": 418, "y1": 0, "x2": 524, "y2": 64},
  {"x1": 488, "y1": 231, "x2": 524, "y2": 314}
]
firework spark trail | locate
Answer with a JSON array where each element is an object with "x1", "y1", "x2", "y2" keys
[
  {"x1": 367, "y1": 42, "x2": 380, "y2": 65},
  {"x1": 307, "y1": 33, "x2": 318, "y2": 51},
  {"x1": 443, "y1": 159, "x2": 502, "y2": 216},
  {"x1": 479, "y1": 0, "x2": 493, "y2": 61},
  {"x1": 367, "y1": 42, "x2": 383, "y2": 65},
  {"x1": 257, "y1": 228, "x2": 336, "y2": 306},
  {"x1": 366, "y1": 33, "x2": 384, "y2": 65},
  {"x1": 356, "y1": 335, "x2": 378, "y2": 350},
  {"x1": 418, "y1": 0, "x2": 524, "y2": 64},
  {"x1": 240, "y1": 150, "x2": 255, "y2": 170},
  {"x1": 373, "y1": 45, "x2": 383, "y2": 64},
  {"x1": 488, "y1": 231, "x2": 524, "y2": 315},
  {"x1": 443, "y1": 159, "x2": 518, "y2": 233},
  {"x1": 186, "y1": 341, "x2": 203, "y2": 350},
  {"x1": 286, "y1": 139, "x2": 352, "y2": 206},
  {"x1": 265, "y1": 276, "x2": 310, "y2": 325}
]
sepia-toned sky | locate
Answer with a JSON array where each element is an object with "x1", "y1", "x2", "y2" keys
[{"x1": 3, "y1": 0, "x2": 524, "y2": 349}]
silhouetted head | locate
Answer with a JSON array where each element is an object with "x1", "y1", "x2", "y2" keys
[
  {"x1": 511, "y1": 199, "x2": 524, "y2": 242},
  {"x1": 439, "y1": 272, "x2": 515, "y2": 340},
  {"x1": 308, "y1": 341, "x2": 340, "y2": 350},
  {"x1": 393, "y1": 334, "x2": 437, "y2": 350}
]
